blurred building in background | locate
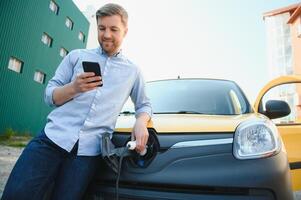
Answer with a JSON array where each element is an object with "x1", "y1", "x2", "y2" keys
[
  {"x1": 263, "y1": 3, "x2": 301, "y2": 123},
  {"x1": 0, "y1": 0, "x2": 89, "y2": 135}
]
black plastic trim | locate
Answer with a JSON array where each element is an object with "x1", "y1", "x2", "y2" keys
[
  {"x1": 88, "y1": 183, "x2": 276, "y2": 200},
  {"x1": 94, "y1": 181, "x2": 251, "y2": 195},
  {"x1": 290, "y1": 161, "x2": 301, "y2": 170},
  {"x1": 276, "y1": 123, "x2": 301, "y2": 126}
]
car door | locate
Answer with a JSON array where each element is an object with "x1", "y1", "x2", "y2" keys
[{"x1": 254, "y1": 75, "x2": 301, "y2": 191}]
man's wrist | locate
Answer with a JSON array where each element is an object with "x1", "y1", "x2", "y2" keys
[{"x1": 64, "y1": 81, "x2": 80, "y2": 97}]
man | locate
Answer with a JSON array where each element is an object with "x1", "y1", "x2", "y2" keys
[{"x1": 2, "y1": 3, "x2": 152, "y2": 200}]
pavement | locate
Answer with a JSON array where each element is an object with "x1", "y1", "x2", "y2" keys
[
  {"x1": 0, "y1": 145, "x2": 24, "y2": 196},
  {"x1": 0, "y1": 145, "x2": 301, "y2": 199}
]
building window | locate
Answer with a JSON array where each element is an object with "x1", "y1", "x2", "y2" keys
[
  {"x1": 65, "y1": 17, "x2": 73, "y2": 30},
  {"x1": 60, "y1": 48, "x2": 68, "y2": 58},
  {"x1": 8, "y1": 57, "x2": 23, "y2": 73},
  {"x1": 49, "y1": 0, "x2": 59, "y2": 15},
  {"x1": 41, "y1": 33, "x2": 52, "y2": 47},
  {"x1": 34, "y1": 71, "x2": 46, "y2": 84},
  {"x1": 78, "y1": 31, "x2": 85, "y2": 42}
]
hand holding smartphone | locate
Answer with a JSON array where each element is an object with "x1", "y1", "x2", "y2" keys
[{"x1": 82, "y1": 61, "x2": 103, "y2": 87}]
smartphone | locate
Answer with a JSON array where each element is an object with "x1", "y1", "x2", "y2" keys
[{"x1": 82, "y1": 61, "x2": 102, "y2": 87}]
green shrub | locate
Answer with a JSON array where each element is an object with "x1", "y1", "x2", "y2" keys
[
  {"x1": 0, "y1": 128, "x2": 16, "y2": 140},
  {"x1": 0, "y1": 128, "x2": 32, "y2": 147}
]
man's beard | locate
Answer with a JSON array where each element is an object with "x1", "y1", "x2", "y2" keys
[{"x1": 100, "y1": 42, "x2": 117, "y2": 55}]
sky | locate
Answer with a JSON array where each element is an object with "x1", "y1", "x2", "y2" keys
[{"x1": 72, "y1": 0, "x2": 300, "y2": 103}]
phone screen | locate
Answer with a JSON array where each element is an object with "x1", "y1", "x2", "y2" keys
[{"x1": 82, "y1": 61, "x2": 102, "y2": 86}]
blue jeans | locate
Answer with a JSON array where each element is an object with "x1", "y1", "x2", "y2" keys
[{"x1": 1, "y1": 130, "x2": 101, "y2": 200}]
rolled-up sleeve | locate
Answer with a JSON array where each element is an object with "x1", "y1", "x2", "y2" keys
[
  {"x1": 130, "y1": 68, "x2": 152, "y2": 119},
  {"x1": 44, "y1": 50, "x2": 78, "y2": 107}
]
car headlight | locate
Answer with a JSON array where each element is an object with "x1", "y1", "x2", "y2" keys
[{"x1": 233, "y1": 119, "x2": 281, "y2": 160}]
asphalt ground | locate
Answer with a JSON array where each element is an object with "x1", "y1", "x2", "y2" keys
[{"x1": 0, "y1": 145, "x2": 300, "y2": 199}]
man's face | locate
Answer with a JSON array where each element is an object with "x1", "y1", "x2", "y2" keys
[{"x1": 97, "y1": 15, "x2": 127, "y2": 56}]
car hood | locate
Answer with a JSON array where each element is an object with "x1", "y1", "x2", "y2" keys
[{"x1": 115, "y1": 113, "x2": 265, "y2": 133}]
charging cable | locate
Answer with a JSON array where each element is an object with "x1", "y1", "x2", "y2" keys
[
  {"x1": 116, "y1": 145, "x2": 128, "y2": 200},
  {"x1": 116, "y1": 141, "x2": 147, "y2": 200}
]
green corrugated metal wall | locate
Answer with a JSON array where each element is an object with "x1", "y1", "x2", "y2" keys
[{"x1": 0, "y1": 0, "x2": 89, "y2": 135}]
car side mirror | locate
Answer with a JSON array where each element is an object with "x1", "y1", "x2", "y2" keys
[{"x1": 262, "y1": 100, "x2": 291, "y2": 119}]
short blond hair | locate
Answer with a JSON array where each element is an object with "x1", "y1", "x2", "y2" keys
[{"x1": 96, "y1": 3, "x2": 128, "y2": 26}]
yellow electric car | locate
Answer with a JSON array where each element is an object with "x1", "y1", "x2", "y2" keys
[{"x1": 88, "y1": 75, "x2": 301, "y2": 200}]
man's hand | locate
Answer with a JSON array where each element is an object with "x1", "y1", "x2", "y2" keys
[
  {"x1": 53, "y1": 72, "x2": 102, "y2": 106},
  {"x1": 132, "y1": 113, "x2": 150, "y2": 153},
  {"x1": 71, "y1": 72, "x2": 102, "y2": 93}
]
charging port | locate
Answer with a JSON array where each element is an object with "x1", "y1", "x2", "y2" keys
[{"x1": 128, "y1": 129, "x2": 160, "y2": 168}]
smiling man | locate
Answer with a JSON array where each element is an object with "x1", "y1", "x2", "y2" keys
[{"x1": 2, "y1": 3, "x2": 152, "y2": 200}]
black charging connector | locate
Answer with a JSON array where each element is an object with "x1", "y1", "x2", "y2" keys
[{"x1": 101, "y1": 131, "x2": 160, "y2": 200}]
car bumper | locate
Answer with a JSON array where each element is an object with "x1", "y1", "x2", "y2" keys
[{"x1": 87, "y1": 134, "x2": 293, "y2": 200}]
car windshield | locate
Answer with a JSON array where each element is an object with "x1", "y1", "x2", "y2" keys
[{"x1": 121, "y1": 79, "x2": 252, "y2": 115}]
